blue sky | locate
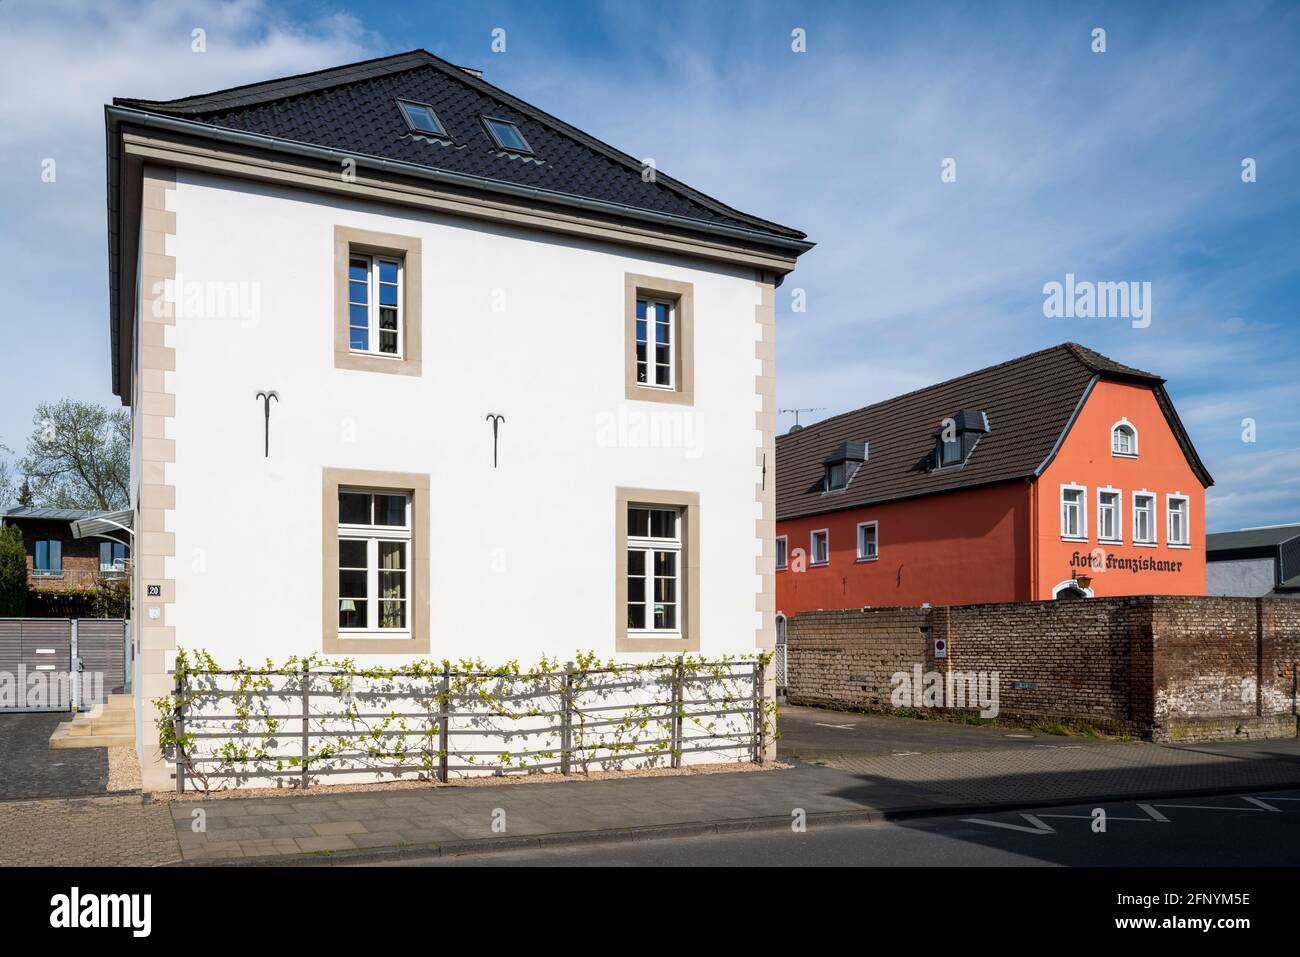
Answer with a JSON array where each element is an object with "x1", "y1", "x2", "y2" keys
[{"x1": 0, "y1": 0, "x2": 1296, "y2": 530}]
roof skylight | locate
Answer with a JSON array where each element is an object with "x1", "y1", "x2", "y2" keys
[
  {"x1": 481, "y1": 116, "x2": 533, "y2": 154},
  {"x1": 397, "y1": 99, "x2": 448, "y2": 137}
]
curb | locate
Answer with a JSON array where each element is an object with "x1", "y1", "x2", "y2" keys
[{"x1": 182, "y1": 777, "x2": 1300, "y2": 867}]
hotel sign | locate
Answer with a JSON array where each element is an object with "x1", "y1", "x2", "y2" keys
[{"x1": 1070, "y1": 551, "x2": 1185, "y2": 576}]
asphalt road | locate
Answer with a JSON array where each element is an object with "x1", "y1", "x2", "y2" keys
[{"x1": 383, "y1": 789, "x2": 1300, "y2": 867}]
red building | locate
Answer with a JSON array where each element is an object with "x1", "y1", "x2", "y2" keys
[{"x1": 775, "y1": 343, "x2": 1212, "y2": 615}]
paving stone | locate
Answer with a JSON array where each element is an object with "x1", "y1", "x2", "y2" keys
[
  {"x1": 0, "y1": 713, "x2": 109, "y2": 801},
  {"x1": 295, "y1": 835, "x2": 359, "y2": 853},
  {"x1": 311, "y1": 820, "x2": 369, "y2": 836}
]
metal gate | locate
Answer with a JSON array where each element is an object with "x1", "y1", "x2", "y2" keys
[
  {"x1": 0, "y1": 619, "x2": 73, "y2": 712},
  {"x1": 0, "y1": 619, "x2": 129, "y2": 712},
  {"x1": 77, "y1": 619, "x2": 129, "y2": 701}
]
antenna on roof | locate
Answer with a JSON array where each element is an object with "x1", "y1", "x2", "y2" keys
[{"x1": 779, "y1": 407, "x2": 825, "y2": 434}]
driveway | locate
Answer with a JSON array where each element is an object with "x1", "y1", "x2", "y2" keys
[
  {"x1": 0, "y1": 712, "x2": 108, "y2": 801},
  {"x1": 776, "y1": 704, "x2": 1123, "y2": 762}
]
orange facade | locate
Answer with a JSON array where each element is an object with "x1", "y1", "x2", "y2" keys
[
  {"x1": 1032, "y1": 379, "x2": 1205, "y2": 600},
  {"x1": 776, "y1": 380, "x2": 1205, "y2": 615}
]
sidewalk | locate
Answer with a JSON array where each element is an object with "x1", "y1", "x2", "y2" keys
[
  {"x1": 4, "y1": 736, "x2": 1298, "y2": 866},
  {"x1": 169, "y1": 735, "x2": 1300, "y2": 864}
]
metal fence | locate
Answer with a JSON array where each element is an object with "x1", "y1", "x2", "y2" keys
[{"x1": 171, "y1": 659, "x2": 767, "y2": 793}]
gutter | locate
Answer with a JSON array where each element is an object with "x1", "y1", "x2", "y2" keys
[{"x1": 105, "y1": 106, "x2": 815, "y2": 255}]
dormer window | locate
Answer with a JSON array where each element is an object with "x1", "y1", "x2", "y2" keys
[
  {"x1": 397, "y1": 99, "x2": 448, "y2": 137},
  {"x1": 482, "y1": 116, "x2": 533, "y2": 154},
  {"x1": 933, "y1": 409, "x2": 990, "y2": 469},
  {"x1": 939, "y1": 436, "x2": 963, "y2": 467},
  {"x1": 1111, "y1": 419, "x2": 1138, "y2": 457},
  {"x1": 823, "y1": 441, "x2": 868, "y2": 491}
]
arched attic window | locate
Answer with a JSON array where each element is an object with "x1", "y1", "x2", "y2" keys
[{"x1": 1111, "y1": 419, "x2": 1138, "y2": 457}]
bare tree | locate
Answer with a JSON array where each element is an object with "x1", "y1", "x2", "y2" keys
[
  {"x1": 21, "y1": 400, "x2": 130, "y2": 510},
  {"x1": 0, "y1": 447, "x2": 15, "y2": 511}
]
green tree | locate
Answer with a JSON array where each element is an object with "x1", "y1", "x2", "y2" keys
[
  {"x1": 21, "y1": 399, "x2": 129, "y2": 510},
  {"x1": 0, "y1": 524, "x2": 26, "y2": 616}
]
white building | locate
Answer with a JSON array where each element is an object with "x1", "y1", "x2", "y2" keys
[{"x1": 104, "y1": 50, "x2": 811, "y2": 789}]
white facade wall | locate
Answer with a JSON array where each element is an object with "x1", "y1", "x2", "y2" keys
[{"x1": 157, "y1": 170, "x2": 766, "y2": 671}]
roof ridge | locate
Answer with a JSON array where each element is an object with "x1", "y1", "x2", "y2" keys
[
  {"x1": 1063, "y1": 341, "x2": 1163, "y2": 381},
  {"x1": 777, "y1": 342, "x2": 1081, "y2": 443}
]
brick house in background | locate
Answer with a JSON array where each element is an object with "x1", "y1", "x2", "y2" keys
[
  {"x1": 0, "y1": 507, "x2": 131, "y2": 591},
  {"x1": 775, "y1": 343, "x2": 1213, "y2": 616}
]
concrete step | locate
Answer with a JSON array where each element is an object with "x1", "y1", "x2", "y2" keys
[
  {"x1": 103, "y1": 694, "x2": 134, "y2": 713},
  {"x1": 49, "y1": 722, "x2": 134, "y2": 750},
  {"x1": 66, "y1": 719, "x2": 134, "y2": 736}
]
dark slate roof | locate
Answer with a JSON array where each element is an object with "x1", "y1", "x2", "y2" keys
[
  {"x1": 1207, "y1": 525, "x2": 1300, "y2": 552},
  {"x1": 113, "y1": 49, "x2": 806, "y2": 243},
  {"x1": 776, "y1": 342, "x2": 1211, "y2": 522}
]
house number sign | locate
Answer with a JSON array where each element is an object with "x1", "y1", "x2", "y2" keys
[{"x1": 147, "y1": 585, "x2": 161, "y2": 597}]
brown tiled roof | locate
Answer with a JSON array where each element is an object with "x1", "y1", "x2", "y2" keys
[{"x1": 776, "y1": 342, "x2": 1210, "y2": 522}]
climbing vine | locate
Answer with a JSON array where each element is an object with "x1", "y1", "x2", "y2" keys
[{"x1": 155, "y1": 648, "x2": 776, "y2": 793}]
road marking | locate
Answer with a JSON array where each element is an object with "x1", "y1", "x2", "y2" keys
[
  {"x1": 1137, "y1": 803, "x2": 1170, "y2": 822},
  {"x1": 962, "y1": 814, "x2": 1055, "y2": 835},
  {"x1": 892, "y1": 751, "x2": 922, "y2": 756},
  {"x1": 814, "y1": 723, "x2": 856, "y2": 730},
  {"x1": 1242, "y1": 797, "x2": 1283, "y2": 812},
  {"x1": 1037, "y1": 813, "x2": 1152, "y2": 822}
]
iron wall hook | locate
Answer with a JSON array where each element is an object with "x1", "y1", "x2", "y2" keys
[
  {"x1": 256, "y1": 390, "x2": 280, "y2": 457},
  {"x1": 486, "y1": 413, "x2": 506, "y2": 468}
]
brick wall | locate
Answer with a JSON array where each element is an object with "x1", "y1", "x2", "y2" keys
[
  {"x1": 780, "y1": 608, "x2": 929, "y2": 711},
  {"x1": 7, "y1": 519, "x2": 108, "y2": 591},
  {"x1": 786, "y1": 596, "x2": 1299, "y2": 742}
]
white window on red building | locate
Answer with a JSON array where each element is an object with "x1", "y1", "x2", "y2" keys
[
  {"x1": 1133, "y1": 492, "x2": 1157, "y2": 545},
  {"x1": 1060, "y1": 485, "x2": 1087, "y2": 540}
]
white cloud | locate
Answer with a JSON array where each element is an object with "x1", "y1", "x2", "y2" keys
[{"x1": 0, "y1": 0, "x2": 378, "y2": 453}]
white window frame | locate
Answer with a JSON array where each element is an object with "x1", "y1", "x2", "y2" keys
[
  {"x1": 1060, "y1": 483, "x2": 1087, "y2": 541},
  {"x1": 1111, "y1": 418, "x2": 1138, "y2": 457},
  {"x1": 856, "y1": 521, "x2": 879, "y2": 561},
  {"x1": 1096, "y1": 486, "x2": 1122, "y2": 544},
  {"x1": 810, "y1": 528, "x2": 830, "y2": 566},
  {"x1": 635, "y1": 296, "x2": 675, "y2": 390},
  {"x1": 338, "y1": 489, "x2": 412, "y2": 635},
  {"x1": 775, "y1": 535, "x2": 788, "y2": 571},
  {"x1": 1132, "y1": 490, "x2": 1157, "y2": 546},
  {"x1": 1166, "y1": 493, "x2": 1190, "y2": 548},
  {"x1": 348, "y1": 253, "x2": 404, "y2": 359},
  {"x1": 626, "y1": 505, "x2": 682, "y2": 637}
]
